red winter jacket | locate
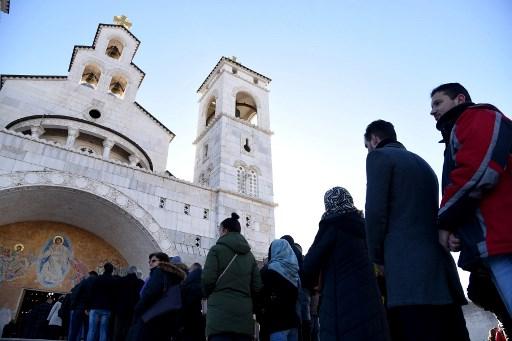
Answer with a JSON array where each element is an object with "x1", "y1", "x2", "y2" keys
[{"x1": 437, "y1": 103, "x2": 512, "y2": 270}]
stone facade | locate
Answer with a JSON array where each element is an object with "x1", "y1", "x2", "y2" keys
[{"x1": 0, "y1": 23, "x2": 276, "y2": 322}]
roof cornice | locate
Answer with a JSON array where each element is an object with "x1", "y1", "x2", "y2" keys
[
  {"x1": 197, "y1": 56, "x2": 271, "y2": 93},
  {"x1": 0, "y1": 74, "x2": 67, "y2": 90}
]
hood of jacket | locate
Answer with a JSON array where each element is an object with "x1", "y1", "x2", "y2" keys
[
  {"x1": 217, "y1": 232, "x2": 251, "y2": 255},
  {"x1": 153, "y1": 261, "x2": 187, "y2": 280}
]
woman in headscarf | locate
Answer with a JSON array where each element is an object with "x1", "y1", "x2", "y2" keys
[
  {"x1": 303, "y1": 186, "x2": 390, "y2": 341},
  {"x1": 259, "y1": 239, "x2": 300, "y2": 341}
]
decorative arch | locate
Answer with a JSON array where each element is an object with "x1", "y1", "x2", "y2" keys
[
  {"x1": 106, "y1": 38, "x2": 124, "y2": 59},
  {"x1": 0, "y1": 171, "x2": 175, "y2": 272}
]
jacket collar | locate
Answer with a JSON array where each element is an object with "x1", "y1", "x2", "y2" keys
[
  {"x1": 376, "y1": 138, "x2": 404, "y2": 150},
  {"x1": 435, "y1": 102, "x2": 474, "y2": 144}
]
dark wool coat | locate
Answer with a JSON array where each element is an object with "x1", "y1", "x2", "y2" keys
[
  {"x1": 259, "y1": 267, "x2": 299, "y2": 335},
  {"x1": 86, "y1": 273, "x2": 117, "y2": 311},
  {"x1": 303, "y1": 211, "x2": 390, "y2": 341},
  {"x1": 202, "y1": 232, "x2": 263, "y2": 337},
  {"x1": 365, "y1": 141, "x2": 467, "y2": 307}
]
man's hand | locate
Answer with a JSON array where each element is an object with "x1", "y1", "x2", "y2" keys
[
  {"x1": 438, "y1": 230, "x2": 450, "y2": 251},
  {"x1": 448, "y1": 233, "x2": 461, "y2": 252}
]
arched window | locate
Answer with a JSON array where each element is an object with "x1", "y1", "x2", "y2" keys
[
  {"x1": 247, "y1": 170, "x2": 258, "y2": 197},
  {"x1": 105, "y1": 39, "x2": 124, "y2": 59},
  {"x1": 235, "y1": 92, "x2": 257, "y2": 125},
  {"x1": 205, "y1": 97, "x2": 216, "y2": 126},
  {"x1": 237, "y1": 166, "x2": 246, "y2": 194},
  {"x1": 80, "y1": 64, "x2": 101, "y2": 88},
  {"x1": 109, "y1": 75, "x2": 128, "y2": 98}
]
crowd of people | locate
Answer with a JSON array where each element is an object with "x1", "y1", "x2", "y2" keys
[{"x1": 2, "y1": 82, "x2": 510, "y2": 341}]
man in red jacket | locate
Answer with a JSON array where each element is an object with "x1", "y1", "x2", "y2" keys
[{"x1": 430, "y1": 83, "x2": 512, "y2": 319}]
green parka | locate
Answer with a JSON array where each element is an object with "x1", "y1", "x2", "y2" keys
[{"x1": 202, "y1": 232, "x2": 263, "y2": 337}]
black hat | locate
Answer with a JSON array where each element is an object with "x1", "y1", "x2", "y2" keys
[{"x1": 221, "y1": 213, "x2": 241, "y2": 233}]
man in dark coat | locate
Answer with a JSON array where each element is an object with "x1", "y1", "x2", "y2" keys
[
  {"x1": 68, "y1": 271, "x2": 97, "y2": 341},
  {"x1": 112, "y1": 266, "x2": 144, "y2": 341},
  {"x1": 304, "y1": 186, "x2": 390, "y2": 341},
  {"x1": 181, "y1": 262, "x2": 206, "y2": 341},
  {"x1": 85, "y1": 263, "x2": 117, "y2": 341},
  {"x1": 364, "y1": 120, "x2": 469, "y2": 341}
]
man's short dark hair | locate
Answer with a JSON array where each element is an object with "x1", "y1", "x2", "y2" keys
[
  {"x1": 430, "y1": 83, "x2": 472, "y2": 102},
  {"x1": 103, "y1": 262, "x2": 114, "y2": 275},
  {"x1": 364, "y1": 120, "x2": 397, "y2": 142},
  {"x1": 149, "y1": 252, "x2": 170, "y2": 263}
]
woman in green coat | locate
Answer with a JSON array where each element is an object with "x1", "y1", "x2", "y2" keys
[{"x1": 202, "y1": 213, "x2": 263, "y2": 341}]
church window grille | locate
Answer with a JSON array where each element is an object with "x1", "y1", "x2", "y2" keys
[
  {"x1": 159, "y1": 197, "x2": 166, "y2": 208},
  {"x1": 246, "y1": 215, "x2": 252, "y2": 228},
  {"x1": 184, "y1": 204, "x2": 191, "y2": 215},
  {"x1": 203, "y1": 209, "x2": 209, "y2": 220},
  {"x1": 195, "y1": 236, "x2": 201, "y2": 247},
  {"x1": 247, "y1": 170, "x2": 258, "y2": 197},
  {"x1": 237, "y1": 166, "x2": 246, "y2": 194}
]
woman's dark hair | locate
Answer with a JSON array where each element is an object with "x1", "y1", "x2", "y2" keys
[
  {"x1": 220, "y1": 212, "x2": 241, "y2": 233},
  {"x1": 149, "y1": 252, "x2": 170, "y2": 262}
]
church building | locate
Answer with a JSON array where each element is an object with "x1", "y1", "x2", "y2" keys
[{"x1": 0, "y1": 17, "x2": 276, "y2": 322}]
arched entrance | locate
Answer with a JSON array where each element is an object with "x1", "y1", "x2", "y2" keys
[
  {"x1": 0, "y1": 171, "x2": 170, "y2": 326},
  {"x1": 0, "y1": 171, "x2": 169, "y2": 272}
]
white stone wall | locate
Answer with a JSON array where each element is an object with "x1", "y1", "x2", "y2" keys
[{"x1": 0, "y1": 129, "x2": 272, "y2": 262}]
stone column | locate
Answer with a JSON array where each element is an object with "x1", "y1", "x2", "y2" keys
[
  {"x1": 102, "y1": 139, "x2": 115, "y2": 160},
  {"x1": 129, "y1": 154, "x2": 140, "y2": 167},
  {"x1": 65, "y1": 127, "x2": 80, "y2": 148},
  {"x1": 30, "y1": 125, "x2": 45, "y2": 138}
]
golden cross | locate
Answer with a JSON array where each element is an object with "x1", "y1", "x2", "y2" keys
[{"x1": 113, "y1": 15, "x2": 132, "y2": 30}]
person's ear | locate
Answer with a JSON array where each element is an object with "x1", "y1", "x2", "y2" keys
[
  {"x1": 454, "y1": 94, "x2": 466, "y2": 105},
  {"x1": 370, "y1": 134, "x2": 381, "y2": 148}
]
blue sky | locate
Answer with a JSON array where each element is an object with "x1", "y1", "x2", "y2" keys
[{"x1": 1, "y1": 1, "x2": 511, "y2": 283}]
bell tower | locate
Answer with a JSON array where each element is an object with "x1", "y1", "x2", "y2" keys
[{"x1": 193, "y1": 57, "x2": 275, "y2": 257}]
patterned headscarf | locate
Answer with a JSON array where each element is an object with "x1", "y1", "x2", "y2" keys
[
  {"x1": 268, "y1": 239, "x2": 299, "y2": 287},
  {"x1": 321, "y1": 186, "x2": 358, "y2": 220}
]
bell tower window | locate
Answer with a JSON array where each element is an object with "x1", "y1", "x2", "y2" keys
[
  {"x1": 106, "y1": 39, "x2": 123, "y2": 59},
  {"x1": 235, "y1": 92, "x2": 257, "y2": 125},
  {"x1": 80, "y1": 64, "x2": 101, "y2": 88},
  {"x1": 205, "y1": 97, "x2": 216, "y2": 126},
  {"x1": 109, "y1": 75, "x2": 127, "y2": 98}
]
